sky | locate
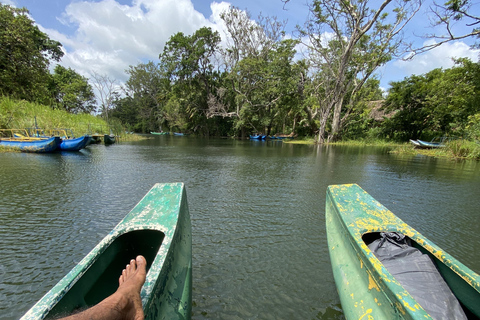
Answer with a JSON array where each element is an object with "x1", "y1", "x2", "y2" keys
[{"x1": 2, "y1": 0, "x2": 479, "y2": 92}]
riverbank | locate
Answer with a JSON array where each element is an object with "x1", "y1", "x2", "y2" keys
[
  {"x1": 0, "y1": 96, "x2": 149, "y2": 143},
  {"x1": 286, "y1": 138, "x2": 480, "y2": 160},
  {"x1": 390, "y1": 140, "x2": 480, "y2": 160}
]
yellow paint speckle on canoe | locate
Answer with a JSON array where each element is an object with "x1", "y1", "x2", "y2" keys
[{"x1": 326, "y1": 183, "x2": 480, "y2": 320}]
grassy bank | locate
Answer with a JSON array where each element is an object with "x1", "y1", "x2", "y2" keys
[
  {"x1": 0, "y1": 96, "x2": 150, "y2": 142},
  {"x1": 0, "y1": 96, "x2": 107, "y2": 135},
  {"x1": 285, "y1": 138, "x2": 403, "y2": 147},
  {"x1": 286, "y1": 137, "x2": 480, "y2": 160}
]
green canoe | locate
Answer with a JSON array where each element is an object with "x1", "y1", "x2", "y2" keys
[
  {"x1": 21, "y1": 183, "x2": 192, "y2": 320},
  {"x1": 326, "y1": 184, "x2": 480, "y2": 320}
]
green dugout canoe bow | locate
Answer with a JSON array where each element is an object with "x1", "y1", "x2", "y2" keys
[
  {"x1": 21, "y1": 182, "x2": 192, "y2": 320},
  {"x1": 326, "y1": 184, "x2": 480, "y2": 320}
]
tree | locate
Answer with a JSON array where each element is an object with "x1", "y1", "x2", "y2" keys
[
  {"x1": 91, "y1": 72, "x2": 119, "y2": 123},
  {"x1": 411, "y1": 0, "x2": 480, "y2": 55},
  {"x1": 50, "y1": 65, "x2": 96, "y2": 114},
  {"x1": 124, "y1": 62, "x2": 170, "y2": 132},
  {"x1": 298, "y1": 0, "x2": 422, "y2": 143},
  {"x1": 160, "y1": 27, "x2": 221, "y2": 134},
  {"x1": 0, "y1": 4, "x2": 63, "y2": 103},
  {"x1": 382, "y1": 58, "x2": 480, "y2": 140},
  {"x1": 216, "y1": 6, "x2": 301, "y2": 136}
]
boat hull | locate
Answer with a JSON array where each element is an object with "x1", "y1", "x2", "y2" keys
[
  {"x1": 59, "y1": 135, "x2": 90, "y2": 151},
  {"x1": 416, "y1": 139, "x2": 444, "y2": 148},
  {"x1": 21, "y1": 183, "x2": 192, "y2": 320},
  {"x1": 0, "y1": 137, "x2": 61, "y2": 153},
  {"x1": 104, "y1": 134, "x2": 116, "y2": 145},
  {"x1": 326, "y1": 184, "x2": 480, "y2": 320}
]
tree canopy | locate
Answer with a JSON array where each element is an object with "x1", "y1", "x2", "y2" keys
[
  {"x1": 0, "y1": 4, "x2": 63, "y2": 104},
  {"x1": 382, "y1": 58, "x2": 480, "y2": 140},
  {"x1": 50, "y1": 65, "x2": 96, "y2": 114}
]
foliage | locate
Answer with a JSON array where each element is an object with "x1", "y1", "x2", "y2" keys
[
  {"x1": 299, "y1": 0, "x2": 422, "y2": 143},
  {"x1": 50, "y1": 65, "x2": 96, "y2": 114},
  {"x1": 0, "y1": 4, "x2": 63, "y2": 104},
  {"x1": 465, "y1": 113, "x2": 480, "y2": 141},
  {"x1": 120, "y1": 62, "x2": 170, "y2": 132},
  {"x1": 217, "y1": 6, "x2": 302, "y2": 136},
  {"x1": 160, "y1": 27, "x2": 221, "y2": 134},
  {"x1": 382, "y1": 58, "x2": 480, "y2": 141}
]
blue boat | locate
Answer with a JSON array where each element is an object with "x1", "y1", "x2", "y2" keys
[
  {"x1": 0, "y1": 137, "x2": 61, "y2": 153},
  {"x1": 249, "y1": 135, "x2": 266, "y2": 140},
  {"x1": 59, "y1": 135, "x2": 90, "y2": 151},
  {"x1": 173, "y1": 132, "x2": 185, "y2": 136}
]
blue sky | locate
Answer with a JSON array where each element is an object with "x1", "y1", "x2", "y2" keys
[{"x1": 3, "y1": 0, "x2": 479, "y2": 91}]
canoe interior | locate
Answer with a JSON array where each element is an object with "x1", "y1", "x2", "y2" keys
[
  {"x1": 326, "y1": 184, "x2": 480, "y2": 320},
  {"x1": 46, "y1": 229, "x2": 164, "y2": 319},
  {"x1": 362, "y1": 232, "x2": 480, "y2": 319}
]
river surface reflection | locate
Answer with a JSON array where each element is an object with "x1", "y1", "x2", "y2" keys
[{"x1": 0, "y1": 137, "x2": 479, "y2": 319}]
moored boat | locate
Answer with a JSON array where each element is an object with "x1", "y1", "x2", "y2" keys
[
  {"x1": 21, "y1": 182, "x2": 192, "y2": 320},
  {"x1": 326, "y1": 184, "x2": 480, "y2": 320},
  {"x1": 59, "y1": 135, "x2": 90, "y2": 151},
  {"x1": 409, "y1": 139, "x2": 421, "y2": 147},
  {"x1": 104, "y1": 134, "x2": 116, "y2": 145},
  {"x1": 151, "y1": 132, "x2": 169, "y2": 135},
  {"x1": 249, "y1": 135, "x2": 266, "y2": 140},
  {"x1": 416, "y1": 139, "x2": 445, "y2": 148},
  {"x1": 89, "y1": 134, "x2": 103, "y2": 144},
  {"x1": 0, "y1": 136, "x2": 61, "y2": 153}
]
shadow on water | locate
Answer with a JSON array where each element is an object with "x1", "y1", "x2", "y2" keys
[{"x1": 0, "y1": 137, "x2": 479, "y2": 319}]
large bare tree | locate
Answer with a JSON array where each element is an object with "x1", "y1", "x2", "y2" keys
[
  {"x1": 410, "y1": 0, "x2": 480, "y2": 56},
  {"x1": 91, "y1": 72, "x2": 119, "y2": 123},
  {"x1": 297, "y1": 0, "x2": 422, "y2": 143}
]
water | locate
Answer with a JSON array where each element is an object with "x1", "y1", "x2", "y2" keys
[{"x1": 0, "y1": 137, "x2": 479, "y2": 319}]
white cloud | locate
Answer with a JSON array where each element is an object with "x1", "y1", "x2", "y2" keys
[
  {"x1": 394, "y1": 40, "x2": 480, "y2": 75},
  {"x1": 1, "y1": 0, "x2": 16, "y2": 6},
  {"x1": 40, "y1": 0, "x2": 233, "y2": 82}
]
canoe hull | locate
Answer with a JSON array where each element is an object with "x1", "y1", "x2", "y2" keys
[
  {"x1": 416, "y1": 139, "x2": 445, "y2": 148},
  {"x1": 59, "y1": 135, "x2": 90, "y2": 151},
  {"x1": 104, "y1": 134, "x2": 116, "y2": 145},
  {"x1": 0, "y1": 137, "x2": 61, "y2": 153},
  {"x1": 21, "y1": 183, "x2": 192, "y2": 320},
  {"x1": 326, "y1": 184, "x2": 480, "y2": 320}
]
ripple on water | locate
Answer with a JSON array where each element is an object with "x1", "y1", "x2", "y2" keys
[{"x1": 0, "y1": 141, "x2": 479, "y2": 320}]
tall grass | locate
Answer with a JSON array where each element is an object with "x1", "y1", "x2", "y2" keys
[
  {"x1": 443, "y1": 140, "x2": 480, "y2": 160},
  {"x1": 0, "y1": 96, "x2": 108, "y2": 136},
  {"x1": 390, "y1": 140, "x2": 480, "y2": 160}
]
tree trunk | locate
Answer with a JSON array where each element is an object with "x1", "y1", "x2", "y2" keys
[
  {"x1": 317, "y1": 110, "x2": 329, "y2": 144},
  {"x1": 330, "y1": 96, "x2": 344, "y2": 142}
]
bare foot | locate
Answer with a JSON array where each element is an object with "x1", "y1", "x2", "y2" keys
[
  {"x1": 61, "y1": 255, "x2": 147, "y2": 320},
  {"x1": 115, "y1": 255, "x2": 147, "y2": 320}
]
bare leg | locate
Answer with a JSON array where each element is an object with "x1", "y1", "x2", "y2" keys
[{"x1": 62, "y1": 255, "x2": 147, "y2": 320}]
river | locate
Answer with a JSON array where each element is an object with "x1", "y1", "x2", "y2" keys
[{"x1": 0, "y1": 136, "x2": 479, "y2": 319}]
